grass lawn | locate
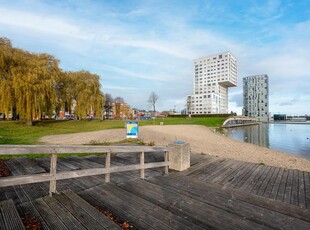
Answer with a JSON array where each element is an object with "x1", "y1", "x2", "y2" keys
[{"x1": 0, "y1": 117, "x2": 226, "y2": 145}]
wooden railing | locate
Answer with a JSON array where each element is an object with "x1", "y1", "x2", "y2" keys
[{"x1": 0, "y1": 145, "x2": 169, "y2": 195}]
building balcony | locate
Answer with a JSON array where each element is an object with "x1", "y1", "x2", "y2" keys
[{"x1": 218, "y1": 79, "x2": 237, "y2": 87}]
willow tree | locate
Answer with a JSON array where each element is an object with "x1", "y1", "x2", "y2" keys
[
  {"x1": 1, "y1": 37, "x2": 105, "y2": 122},
  {"x1": 0, "y1": 37, "x2": 15, "y2": 119},
  {"x1": 63, "y1": 71, "x2": 104, "y2": 119},
  {"x1": 11, "y1": 50, "x2": 60, "y2": 123}
]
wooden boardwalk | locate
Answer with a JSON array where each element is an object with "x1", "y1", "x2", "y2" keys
[
  {"x1": 0, "y1": 153, "x2": 310, "y2": 229},
  {"x1": 187, "y1": 154, "x2": 310, "y2": 209}
]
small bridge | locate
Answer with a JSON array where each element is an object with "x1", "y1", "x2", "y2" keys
[{"x1": 222, "y1": 116, "x2": 258, "y2": 128}]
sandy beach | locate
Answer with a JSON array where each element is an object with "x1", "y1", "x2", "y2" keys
[{"x1": 39, "y1": 125, "x2": 310, "y2": 172}]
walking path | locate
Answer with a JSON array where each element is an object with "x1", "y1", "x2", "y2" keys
[{"x1": 40, "y1": 125, "x2": 310, "y2": 172}]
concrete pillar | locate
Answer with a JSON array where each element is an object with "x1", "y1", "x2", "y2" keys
[{"x1": 167, "y1": 141, "x2": 190, "y2": 171}]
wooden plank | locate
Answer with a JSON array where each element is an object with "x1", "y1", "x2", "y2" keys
[
  {"x1": 15, "y1": 158, "x2": 46, "y2": 174},
  {"x1": 276, "y1": 169, "x2": 289, "y2": 202},
  {"x1": 146, "y1": 175, "x2": 310, "y2": 229},
  {"x1": 0, "y1": 208, "x2": 6, "y2": 230},
  {"x1": 180, "y1": 155, "x2": 218, "y2": 176},
  {"x1": 105, "y1": 152, "x2": 111, "y2": 183},
  {"x1": 63, "y1": 190, "x2": 121, "y2": 230},
  {"x1": 66, "y1": 157, "x2": 104, "y2": 169},
  {"x1": 0, "y1": 161, "x2": 170, "y2": 188},
  {"x1": 99, "y1": 184, "x2": 204, "y2": 230},
  {"x1": 140, "y1": 151, "x2": 144, "y2": 179},
  {"x1": 4, "y1": 159, "x2": 47, "y2": 202},
  {"x1": 239, "y1": 165, "x2": 263, "y2": 191},
  {"x1": 201, "y1": 159, "x2": 235, "y2": 182},
  {"x1": 262, "y1": 167, "x2": 280, "y2": 198},
  {"x1": 42, "y1": 196, "x2": 86, "y2": 230},
  {"x1": 164, "y1": 151, "x2": 169, "y2": 175},
  {"x1": 0, "y1": 173, "x2": 54, "y2": 187},
  {"x1": 305, "y1": 172, "x2": 310, "y2": 209},
  {"x1": 184, "y1": 157, "x2": 223, "y2": 177},
  {"x1": 248, "y1": 166, "x2": 271, "y2": 194},
  {"x1": 291, "y1": 170, "x2": 299, "y2": 206},
  {"x1": 54, "y1": 192, "x2": 120, "y2": 230},
  {"x1": 19, "y1": 201, "x2": 51, "y2": 230},
  {"x1": 1, "y1": 160, "x2": 25, "y2": 205},
  {"x1": 0, "y1": 187, "x2": 7, "y2": 202},
  {"x1": 2, "y1": 186, "x2": 19, "y2": 205},
  {"x1": 80, "y1": 187, "x2": 162, "y2": 229},
  {"x1": 155, "y1": 174, "x2": 310, "y2": 222},
  {"x1": 57, "y1": 158, "x2": 82, "y2": 170},
  {"x1": 0, "y1": 145, "x2": 168, "y2": 155},
  {"x1": 5, "y1": 159, "x2": 27, "y2": 175},
  {"x1": 268, "y1": 168, "x2": 284, "y2": 200},
  {"x1": 192, "y1": 158, "x2": 227, "y2": 179},
  {"x1": 259, "y1": 167, "x2": 276, "y2": 196},
  {"x1": 0, "y1": 199, "x2": 25, "y2": 230},
  {"x1": 213, "y1": 161, "x2": 246, "y2": 185},
  {"x1": 297, "y1": 171, "x2": 306, "y2": 209},
  {"x1": 49, "y1": 153, "x2": 57, "y2": 194},
  {"x1": 229, "y1": 163, "x2": 258, "y2": 188},
  {"x1": 255, "y1": 166, "x2": 275, "y2": 196},
  {"x1": 57, "y1": 160, "x2": 80, "y2": 171},
  {"x1": 119, "y1": 180, "x2": 269, "y2": 230},
  {"x1": 241, "y1": 165, "x2": 265, "y2": 192},
  {"x1": 283, "y1": 169, "x2": 294, "y2": 204},
  {"x1": 221, "y1": 161, "x2": 252, "y2": 186}
]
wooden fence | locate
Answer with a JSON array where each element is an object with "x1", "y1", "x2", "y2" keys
[{"x1": 0, "y1": 145, "x2": 169, "y2": 195}]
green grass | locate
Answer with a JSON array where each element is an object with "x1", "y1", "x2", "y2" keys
[
  {"x1": 139, "y1": 117, "x2": 225, "y2": 127},
  {"x1": 0, "y1": 117, "x2": 226, "y2": 145},
  {"x1": 0, "y1": 120, "x2": 125, "y2": 145}
]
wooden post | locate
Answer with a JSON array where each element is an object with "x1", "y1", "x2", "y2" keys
[
  {"x1": 164, "y1": 151, "x2": 169, "y2": 175},
  {"x1": 49, "y1": 152, "x2": 57, "y2": 195},
  {"x1": 140, "y1": 151, "x2": 145, "y2": 179},
  {"x1": 105, "y1": 152, "x2": 111, "y2": 183}
]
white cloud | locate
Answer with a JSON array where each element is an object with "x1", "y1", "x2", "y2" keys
[
  {"x1": 0, "y1": 7, "x2": 93, "y2": 40},
  {"x1": 103, "y1": 85, "x2": 137, "y2": 90},
  {"x1": 102, "y1": 65, "x2": 173, "y2": 82}
]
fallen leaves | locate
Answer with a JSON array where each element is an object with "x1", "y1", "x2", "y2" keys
[
  {"x1": 21, "y1": 216, "x2": 43, "y2": 230},
  {"x1": 96, "y1": 206, "x2": 133, "y2": 230},
  {"x1": 0, "y1": 159, "x2": 11, "y2": 177}
]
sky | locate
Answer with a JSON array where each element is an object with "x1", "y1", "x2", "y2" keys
[{"x1": 0, "y1": 0, "x2": 309, "y2": 115}]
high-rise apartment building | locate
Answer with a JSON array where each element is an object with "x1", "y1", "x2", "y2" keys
[
  {"x1": 187, "y1": 51, "x2": 237, "y2": 114},
  {"x1": 242, "y1": 74, "x2": 269, "y2": 121}
]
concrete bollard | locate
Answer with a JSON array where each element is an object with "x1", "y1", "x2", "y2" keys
[{"x1": 167, "y1": 141, "x2": 190, "y2": 171}]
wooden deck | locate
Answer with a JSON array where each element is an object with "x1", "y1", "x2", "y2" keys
[
  {"x1": 0, "y1": 153, "x2": 309, "y2": 229},
  {"x1": 188, "y1": 154, "x2": 310, "y2": 209}
]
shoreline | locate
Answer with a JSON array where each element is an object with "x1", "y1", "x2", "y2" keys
[{"x1": 39, "y1": 125, "x2": 310, "y2": 172}]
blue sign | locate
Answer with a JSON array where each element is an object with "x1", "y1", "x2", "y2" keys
[{"x1": 126, "y1": 121, "x2": 139, "y2": 138}]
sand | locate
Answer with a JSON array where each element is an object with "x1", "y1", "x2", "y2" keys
[{"x1": 39, "y1": 125, "x2": 310, "y2": 172}]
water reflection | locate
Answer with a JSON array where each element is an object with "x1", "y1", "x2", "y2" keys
[{"x1": 223, "y1": 124, "x2": 310, "y2": 159}]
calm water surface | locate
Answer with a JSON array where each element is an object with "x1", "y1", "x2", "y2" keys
[{"x1": 223, "y1": 123, "x2": 310, "y2": 160}]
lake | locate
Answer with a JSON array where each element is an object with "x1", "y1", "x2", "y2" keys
[{"x1": 223, "y1": 123, "x2": 310, "y2": 160}]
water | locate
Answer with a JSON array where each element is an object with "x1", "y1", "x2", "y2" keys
[{"x1": 223, "y1": 123, "x2": 310, "y2": 159}]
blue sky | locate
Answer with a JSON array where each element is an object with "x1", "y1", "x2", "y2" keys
[{"x1": 0, "y1": 0, "x2": 309, "y2": 115}]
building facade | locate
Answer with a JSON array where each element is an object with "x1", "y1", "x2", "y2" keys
[
  {"x1": 242, "y1": 74, "x2": 269, "y2": 121},
  {"x1": 188, "y1": 51, "x2": 237, "y2": 114}
]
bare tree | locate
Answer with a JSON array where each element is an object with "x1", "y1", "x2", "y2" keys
[
  {"x1": 114, "y1": 96, "x2": 124, "y2": 103},
  {"x1": 104, "y1": 93, "x2": 113, "y2": 120},
  {"x1": 186, "y1": 96, "x2": 192, "y2": 115},
  {"x1": 148, "y1": 91, "x2": 159, "y2": 113}
]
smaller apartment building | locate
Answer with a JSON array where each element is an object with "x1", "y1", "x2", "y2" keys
[{"x1": 243, "y1": 74, "x2": 269, "y2": 121}]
